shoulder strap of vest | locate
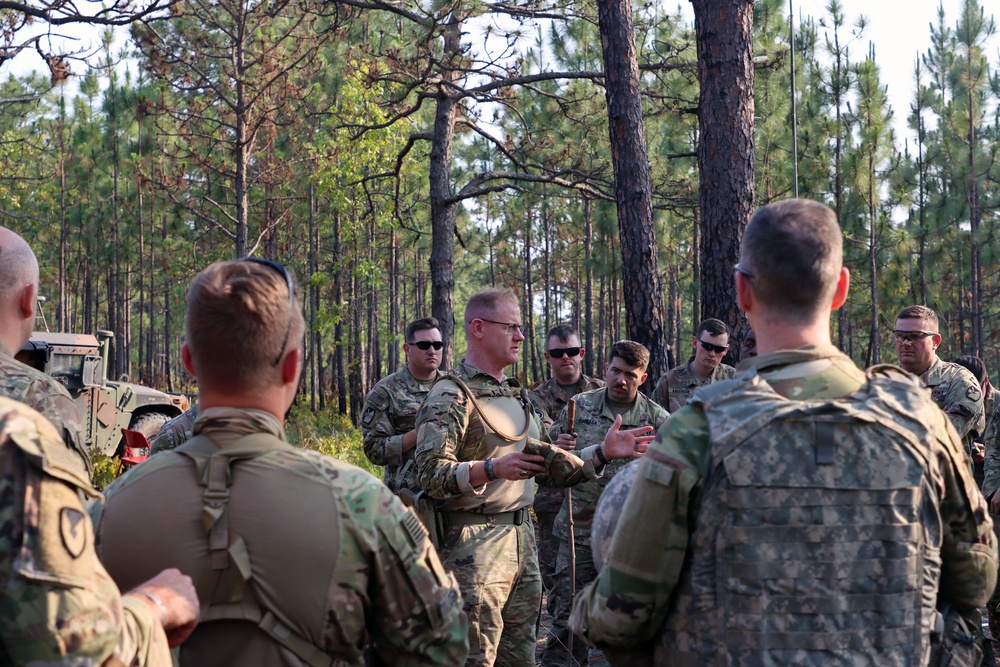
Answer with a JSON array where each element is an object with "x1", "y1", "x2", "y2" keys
[
  {"x1": 176, "y1": 432, "x2": 335, "y2": 667},
  {"x1": 439, "y1": 372, "x2": 532, "y2": 442}
]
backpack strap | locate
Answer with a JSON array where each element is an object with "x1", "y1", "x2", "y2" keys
[
  {"x1": 438, "y1": 373, "x2": 532, "y2": 442},
  {"x1": 175, "y1": 432, "x2": 335, "y2": 667}
]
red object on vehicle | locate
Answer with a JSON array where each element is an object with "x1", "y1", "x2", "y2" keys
[{"x1": 120, "y1": 428, "x2": 150, "y2": 466}]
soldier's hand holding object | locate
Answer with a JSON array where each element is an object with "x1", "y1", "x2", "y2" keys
[
  {"x1": 599, "y1": 414, "x2": 655, "y2": 460},
  {"x1": 494, "y1": 451, "x2": 547, "y2": 479},
  {"x1": 127, "y1": 568, "x2": 200, "y2": 647},
  {"x1": 553, "y1": 432, "x2": 577, "y2": 451}
]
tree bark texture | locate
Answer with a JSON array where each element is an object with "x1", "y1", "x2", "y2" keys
[
  {"x1": 596, "y1": 0, "x2": 669, "y2": 391},
  {"x1": 693, "y1": 0, "x2": 756, "y2": 336}
]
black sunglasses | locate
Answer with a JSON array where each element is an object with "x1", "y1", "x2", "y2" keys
[
  {"x1": 549, "y1": 347, "x2": 581, "y2": 358},
  {"x1": 413, "y1": 341, "x2": 444, "y2": 351},
  {"x1": 240, "y1": 257, "x2": 294, "y2": 367},
  {"x1": 698, "y1": 339, "x2": 729, "y2": 354}
]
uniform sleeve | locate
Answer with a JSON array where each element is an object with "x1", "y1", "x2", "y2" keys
[
  {"x1": 941, "y1": 371, "x2": 985, "y2": 441},
  {"x1": 569, "y1": 406, "x2": 710, "y2": 647},
  {"x1": 933, "y1": 410, "x2": 998, "y2": 609},
  {"x1": 414, "y1": 383, "x2": 479, "y2": 499},
  {"x1": 0, "y1": 444, "x2": 171, "y2": 666},
  {"x1": 361, "y1": 386, "x2": 406, "y2": 468},
  {"x1": 984, "y1": 402, "x2": 1000, "y2": 499},
  {"x1": 24, "y1": 378, "x2": 90, "y2": 473},
  {"x1": 651, "y1": 374, "x2": 670, "y2": 411},
  {"x1": 368, "y1": 490, "x2": 469, "y2": 666}
]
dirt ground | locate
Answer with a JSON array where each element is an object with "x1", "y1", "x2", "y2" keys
[{"x1": 536, "y1": 593, "x2": 611, "y2": 667}]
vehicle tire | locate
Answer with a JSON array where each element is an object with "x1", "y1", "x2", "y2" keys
[{"x1": 130, "y1": 412, "x2": 171, "y2": 441}]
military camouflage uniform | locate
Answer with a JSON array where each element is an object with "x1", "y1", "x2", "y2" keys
[
  {"x1": 540, "y1": 387, "x2": 667, "y2": 667},
  {"x1": 572, "y1": 345, "x2": 996, "y2": 664},
  {"x1": 650, "y1": 361, "x2": 735, "y2": 413},
  {"x1": 0, "y1": 341, "x2": 89, "y2": 473},
  {"x1": 148, "y1": 404, "x2": 198, "y2": 455},
  {"x1": 95, "y1": 407, "x2": 469, "y2": 666},
  {"x1": 527, "y1": 374, "x2": 605, "y2": 602},
  {"x1": 416, "y1": 361, "x2": 603, "y2": 667},
  {"x1": 0, "y1": 396, "x2": 171, "y2": 666},
  {"x1": 361, "y1": 366, "x2": 438, "y2": 492},
  {"x1": 921, "y1": 356, "x2": 985, "y2": 454}
]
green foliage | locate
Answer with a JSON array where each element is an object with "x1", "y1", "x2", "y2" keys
[
  {"x1": 90, "y1": 451, "x2": 120, "y2": 491},
  {"x1": 285, "y1": 404, "x2": 382, "y2": 477}
]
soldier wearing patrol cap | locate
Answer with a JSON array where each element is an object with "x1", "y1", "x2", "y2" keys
[
  {"x1": 94, "y1": 258, "x2": 469, "y2": 666},
  {"x1": 414, "y1": 287, "x2": 655, "y2": 667},
  {"x1": 0, "y1": 227, "x2": 90, "y2": 473},
  {"x1": 0, "y1": 396, "x2": 198, "y2": 665},
  {"x1": 361, "y1": 316, "x2": 444, "y2": 492},
  {"x1": 572, "y1": 198, "x2": 996, "y2": 665}
]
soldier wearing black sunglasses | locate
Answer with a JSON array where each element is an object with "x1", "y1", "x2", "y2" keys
[
  {"x1": 528, "y1": 324, "x2": 605, "y2": 613},
  {"x1": 361, "y1": 316, "x2": 445, "y2": 493},
  {"x1": 652, "y1": 318, "x2": 735, "y2": 413}
]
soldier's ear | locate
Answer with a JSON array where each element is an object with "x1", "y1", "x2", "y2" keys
[
  {"x1": 181, "y1": 343, "x2": 197, "y2": 376},
  {"x1": 18, "y1": 282, "x2": 35, "y2": 319}
]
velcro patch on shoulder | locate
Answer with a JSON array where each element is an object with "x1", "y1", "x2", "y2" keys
[
  {"x1": 968, "y1": 385, "x2": 983, "y2": 402},
  {"x1": 402, "y1": 508, "x2": 428, "y2": 545},
  {"x1": 361, "y1": 406, "x2": 378, "y2": 426}
]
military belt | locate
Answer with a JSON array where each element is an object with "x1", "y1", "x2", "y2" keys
[{"x1": 442, "y1": 508, "x2": 528, "y2": 527}]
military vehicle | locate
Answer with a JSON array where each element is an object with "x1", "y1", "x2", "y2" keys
[{"x1": 16, "y1": 330, "x2": 188, "y2": 457}]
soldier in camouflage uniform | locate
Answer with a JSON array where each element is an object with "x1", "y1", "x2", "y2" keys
[
  {"x1": 572, "y1": 199, "x2": 996, "y2": 665},
  {"x1": 415, "y1": 288, "x2": 656, "y2": 667},
  {"x1": 539, "y1": 340, "x2": 668, "y2": 667},
  {"x1": 0, "y1": 227, "x2": 89, "y2": 473},
  {"x1": 893, "y1": 305, "x2": 985, "y2": 462},
  {"x1": 94, "y1": 259, "x2": 469, "y2": 666},
  {"x1": 0, "y1": 395, "x2": 199, "y2": 665},
  {"x1": 528, "y1": 324, "x2": 604, "y2": 601},
  {"x1": 651, "y1": 318, "x2": 735, "y2": 413},
  {"x1": 361, "y1": 317, "x2": 443, "y2": 492},
  {"x1": 149, "y1": 404, "x2": 198, "y2": 455}
]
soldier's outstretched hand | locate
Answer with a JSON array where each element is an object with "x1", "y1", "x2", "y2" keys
[{"x1": 599, "y1": 414, "x2": 655, "y2": 460}]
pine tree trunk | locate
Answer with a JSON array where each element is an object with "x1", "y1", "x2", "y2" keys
[
  {"x1": 693, "y1": 0, "x2": 756, "y2": 341},
  {"x1": 596, "y1": 0, "x2": 669, "y2": 392}
]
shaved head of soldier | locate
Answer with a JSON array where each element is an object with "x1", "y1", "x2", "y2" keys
[
  {"x1": 738, "y1": 199, "x2": 844, "y2": 326},
  {"x1": 0, "y1": 227, "x2": 41, "y2": 351},
  {"x1": 184, "y1": 259, "x2": 304, "y2": 396}
]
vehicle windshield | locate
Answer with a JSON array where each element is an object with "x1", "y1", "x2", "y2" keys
[{"x1": 49, "y1": 353, "x2": 85, "y2": 388}]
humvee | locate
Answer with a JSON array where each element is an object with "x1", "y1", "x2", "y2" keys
[{"x1": 17, "y1": 330, "x2": 188, "y2": 457}]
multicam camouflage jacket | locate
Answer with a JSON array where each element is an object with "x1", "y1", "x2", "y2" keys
[
  {"x1": 95, "y1": 406, "x2": 469, "y2": 667},
  {"x1": 360, "y1": 366, "x2": 438, "y2": 492},
  {"x1": 149, "y1": 404, "x2": 199, "y2": 455},
  {"x1": 921, "y1": 356, "x2": 985, "y2": 449},
  {"x1": 982, "y1": 392, "x2": 1000, "y2": 499},
  {"x1": 572, "y1": 345, "x2": 996, "y2": 655},
  {"x1": 650, "y1": 361, "x2": 735, "y2": 414},
  {"x1": 0, "y1": 396, "x2": 170, "y2": 666},
  {"x1": 528, "y1": 374, "x2": 605, "y2": 430},
  {"x1": 548, "y1": 387, "x2": 668, "y2": 546},
  {"x1": 529, "y1": 374, "x2": 605, "y2": 516},
  {"x1": 0, "y1": 341, "x2": 89, "y2": 473}
]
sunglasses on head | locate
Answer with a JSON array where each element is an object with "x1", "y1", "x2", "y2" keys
[
  {"x1": 549, "y1": 347, "x2": 581, "y2": 358},
  {"x1": 413, "y1": 341, "x2": 444, "y2": 351},
  {"x1": 698, "y1": 339, "x2": 729, "y2": 354},
  {"x1": 240, "y1": 257, "x2": 294, "y2": 367}
]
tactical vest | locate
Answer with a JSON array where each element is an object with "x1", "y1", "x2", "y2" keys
[
  {"x1": 437, "y1": 374, "x2": 540, "y2": 514},
  {"x1": 658, "y1": 367, "x2": 942, "y2": 667},
  {"x1": 104, "y1": 433, "x2": 346, "y2": 667}
]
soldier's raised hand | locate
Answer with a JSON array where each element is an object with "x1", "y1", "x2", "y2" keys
[{"x1": 598, "y1": 414, "x2": 655, "y2": 461}]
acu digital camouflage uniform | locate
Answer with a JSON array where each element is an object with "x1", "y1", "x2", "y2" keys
[
  {"x1": 540, "y1": 387, "x2": 667, "y2": 667},
  {"x1": 415, "y1": 361, "x2": 603, "y2": 667},
  {"x1": 572, "y1": 345, "x2": 996, "y2": 666},
  {"x1": 361, "y1": 366, "x2": 439, "y2": 492},
  {"x1": 95, "y1": 406, "x2": 469, "y2": 667},
  {"x1": 149, "y1": 404, "x2": 198, "y2": 455},
  {"x1": 0, "y1": 340, "x2": 89, "y2": 473},
  {"x1": 527, "y1": 374, "x2": 604, "y2": 603},
  {"x1": 921, "y1": 356, "x2": 985, "y2": 456},
  {"x1": 0, "y1": 396, "x2": 171, "y2": 666},
  {"x1": 650, "y1": 360, "x2": 735, "y2": 413}
]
